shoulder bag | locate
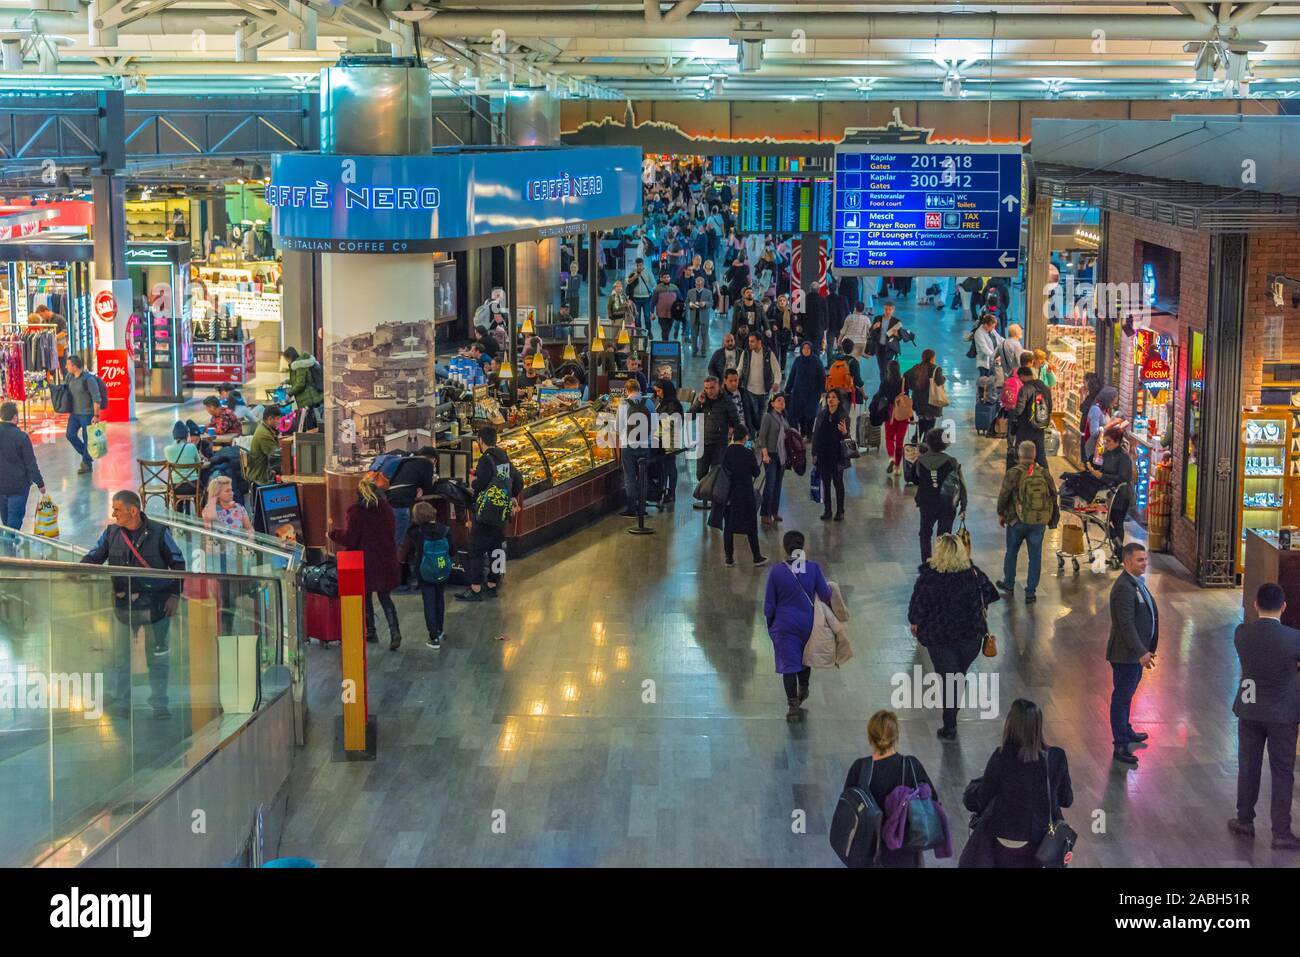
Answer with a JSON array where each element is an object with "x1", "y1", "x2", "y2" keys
[
  {"x1": 901, "y1": 757, "x2": 947, "y2": 853},
  {"x1": 929, "y1": 366, "x2": 950, "y2": 409},
  {"x1": 974, "y1": 566, "x2": 997, "y2": 657},
  {"x1": 1033, "y1": 751, "x2": 1078, "y2": 867},
  {"x1": 116, "y1": 527, "x2": 168, "y2": 623}
]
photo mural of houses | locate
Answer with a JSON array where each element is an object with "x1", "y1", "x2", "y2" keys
[{"x1": 326, "y1": 319, "x2": 436, "y2": 470}]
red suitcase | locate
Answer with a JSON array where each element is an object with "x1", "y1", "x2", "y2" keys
[{"x1": 304, "y1": 592, "x2": 342, "y2": 645}]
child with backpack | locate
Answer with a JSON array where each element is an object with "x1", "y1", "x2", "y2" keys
[
  {"x1": 996, "y1": 440, "x2": 1060, "y2": 604},
  {"x1": 397, "y1": 500, "x2": 453, "y2": 649}
]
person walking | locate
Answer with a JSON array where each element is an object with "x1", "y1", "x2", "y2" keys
[
  {"x1": 738, "y1": 332, "x2": 780, "y2": 435},
  {"x1": 688, "y1": 375, "x2": 742, "y2": 510},
  {"x1": 908, "y1": 532, "x2": 1000, "y2": 740},
  {"x1": 397, "y1": 500, "x2": 453, "y2": 650},
  {"x1": 1229, "y1": 583, "x2": 1300, "y2": 848},
  {"x1": 964, "y1": 699, "x2": 1074, "y2": 867},
  {"x1": 652, "y1": 378, "x2": 684, "y2": 504},
  {"x1": 687, "y1": 274, "x2": 712, "y2": 357},
  {"x1": 866, "y1": 300, "x2": 904, "y2": 383},
  {"x1": 871, "y1": 360, "x2": 910, "y2": 476},
  {"x1": 717, "y1": 426, "x2": 766, "y2": 568},
  {"x1": 707, "y1": 332, "x2": 742, "y2": 382},
  {"x1": 616, "y1": 378, "x2": 656, "y2": 517},
  {"x1": 827, "y1": 338, "x2": 865, "y2": 434},
  {"x1": 785, "y1": 341, "x2": 825, "y2": 439},
  {"x1": 996, "y1": 440, "x2": 1060, "y2": 604},
  {"x1": 81, "y1": 490, "x2": 186, "y2": 718},
  {"x1": 1107, "y1": 542, "x2": 1158, "y2": 767},
  {"x1": 63, "y1": 355, "x2": 106, "y2": 474},
  {"x1": 0, "y1": 400, "x2": 45, "y2": 529},
  {"x1": 973, "y1": 314, "x2": 1002, "y2": 379},
  {"x1": 764, "y1": 529, "x2": 830, "y2": 721},
  {"x1": 456, "y1": 426, "x2": 524, "y2": 601},
  {"x1": 841, "y1": 710, "x2": 940, "y2": 867},
  {"x1": 904, "y1": 349, "x2": 946, "y2": 439},
  {"x1": 811, "y1": 388, "x2": 850, "y2": 521},
  {"x1": 1011, "y1": 365, "x2": 1053, "y2": 469},
  {"x1": 651, "y1": 271, "x2": 679, "y2": 341},
  {"x1": 757, "y1": 392, "x2": 789, "y2": 526},
  {"x1": 626, "y1": 259, "x2": 655, "y2": 324},
  {"x1": 913, "y1": 429, "x2": 967, "y2": 567},
  {"x1": 607, "y1": 278, "x2": 630, "y2": 326},
  {"x1": 329, "y1": 478, "x2": 403, "y2": 650}
]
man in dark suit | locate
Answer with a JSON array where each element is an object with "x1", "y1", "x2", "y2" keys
[
  {"x1": 866, "y1": 300, "x2": 905, "y2": 384},
  {"x1": 1107, "y1": 542, "x2": 1158, "y2": 767},
  {"x1": 1229, "y1": 583, "x2": 1300, "y2": 849}
]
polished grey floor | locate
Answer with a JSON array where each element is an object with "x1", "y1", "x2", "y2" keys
[
  {"x1": 12, "y1": 302, "x2": 1278, "y2": 867},
  {"x1": 272, "y1": 298, "x2": 1280, "y2": 868}
]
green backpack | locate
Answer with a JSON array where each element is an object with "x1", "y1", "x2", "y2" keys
[{"x1": 1016, "y1": 464, "x2": 1055, "y2": 525}]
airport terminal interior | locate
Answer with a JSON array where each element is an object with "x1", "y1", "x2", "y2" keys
[{"x1": 5, "y1": 0, "x2": 1300, "y2": 887}]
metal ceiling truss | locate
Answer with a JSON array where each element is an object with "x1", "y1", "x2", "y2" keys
[{"x1": 1035, "y1": 162, "x2": 1300, "y2": 231}]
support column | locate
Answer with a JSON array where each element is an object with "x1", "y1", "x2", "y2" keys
[
  {"x1": 1095, "y1": 211, "x2": 1113, "y2": 384},
  {"x1": 1196, "y1": 231, "x2": 1248, "y2": 587},
  {"x1": 280, "y1": 249, "x2": 317, "y2": 355},
  {"x1": 587, "y1": 230, "x2": 601, "y2": 327},
  {"x1": 1024, "y1": 186, "x2": 1053, "y2": 352},
  {"x1": 90, "y1": 174, "x2": 127, "y2": 283},
  {"x1": 504, "y1": 89, "x2": 560, "y2": 321},
  {"x1": 506, "y1": 244, "x2": 519, "y2": 404}
]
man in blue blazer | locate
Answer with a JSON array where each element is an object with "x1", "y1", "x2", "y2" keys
[
  {"x1": 1107, "y1": 542, "x2": 1158, "y2": 767},
  {"x1": 1229, "y1": 583, "x2": 1300, "y2": 849}
]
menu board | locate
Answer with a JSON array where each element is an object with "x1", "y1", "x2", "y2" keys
[{"x1": 832, "y1": 144, "x2": 1024, "y2": 276}]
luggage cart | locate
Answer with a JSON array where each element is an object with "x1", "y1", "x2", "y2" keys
[{"x1": 1056, "y1": 483, "x2": 1129, "y2": 574}]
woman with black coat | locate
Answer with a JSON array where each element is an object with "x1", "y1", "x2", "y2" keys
[
  {"x1": 719, "y1": 426, "x2": 766, "y2": 568},
  {"x1": 652, "y1": 378, "x2": 685, "y2": 502},
  {"x1": 811, "y1": 388, "x2": 850, "y2": 521},
  {"x1": 842, "y1": 710, "x2": 936, "y2": 868},
  {"x1": 785, "y1": 341, "x2": 826, "y2": 439},
  {"x1": 908, "y1": 532, "x2": 1000, "y2": 740},
  {"x1": 967, "y1": 698, "x2": 1074, "y2": 868}
]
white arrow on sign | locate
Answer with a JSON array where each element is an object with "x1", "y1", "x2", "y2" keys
[
  {"x1": 1002, "y1": 194, "x2": 1020, "y2": 212},
  {"x1": 998, "y1": 251, "x2": 1015, "y2": 267}
]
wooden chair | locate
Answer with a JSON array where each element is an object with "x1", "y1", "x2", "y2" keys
[
  {"x1": 138, "y1": 459, "x2": 170, "y2": 513},
  {"x1": 167, "y1": 463, "x2": 202, "y2": 515}
]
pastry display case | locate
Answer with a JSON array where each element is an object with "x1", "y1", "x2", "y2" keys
[
  {"x1": 531, "y1": 413, "x2": 594, "y2": 486},
  {"x1": 570, "y1": 405, "x2": 615, "y2": 466},
  {"x1": 495, "y1": 428, "x2": 548, "y2": 491}
]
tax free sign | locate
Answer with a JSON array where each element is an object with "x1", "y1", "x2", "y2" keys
[{"x1": 268, "y1": 146, "x2": 642, "y2": 254}]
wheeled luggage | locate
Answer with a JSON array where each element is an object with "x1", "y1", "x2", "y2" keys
[
  {"x1": 304, "y1": 592, "x2": 341, "y2": 645},
  {"x1": 974, "y1": 399, "x2": 999, "y2": 434},
  {"x1": 856, "y1": 415, "x2": 881, "y2": 452}
]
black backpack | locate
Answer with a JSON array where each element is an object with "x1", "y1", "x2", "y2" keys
[
  {"x1": 474, "y1": 457, "x2": 515, "y2": 528},
  {"x1": 309, "y1": 361, "x2": 325, "y2": 396},
  {"x1": 50, "y1": 382, "x2": 72, "y2": 413},
  {"x1": 829, "y1": 759, "x2": 884, "y2": 868}
]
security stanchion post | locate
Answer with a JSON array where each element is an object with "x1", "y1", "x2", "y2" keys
[
  {"x1": 628, "y1": 455, "x2": 655, "y2": 536},
  {"x1": 336, "y1": 550, "x2": 377, "y2": 759}
]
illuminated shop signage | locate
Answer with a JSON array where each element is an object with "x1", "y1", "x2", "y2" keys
[
  {"x1": 1134, "y1": 442, "x2": 1151, "y2": 513},
  {"x1": 268, "y1": 148, "x2": 640, "y2": 254},
  {"x1": 526, "y1": 173, "x2": 604, "y2": 201},
  {"x1": 265, "y1": 182, "x2": 441, "y2": 211},
  {"x1": 1141, "y1": 355, "x2": 1171, "y2": 389}
]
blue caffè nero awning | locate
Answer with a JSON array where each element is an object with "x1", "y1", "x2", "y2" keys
[{"x1": 268, "y1": 145, "x2": 643, "y2": 254}]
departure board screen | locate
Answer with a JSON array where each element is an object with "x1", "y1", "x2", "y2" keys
[
  {"x1": 712, "y1": 155, "x2": 802, "y2": 176},
  {"x1": 739, "y1": 174, "x2": 832, "y2": 234}
]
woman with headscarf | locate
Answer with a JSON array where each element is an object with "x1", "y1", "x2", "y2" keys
[{"x1": 785, "y1": 341, "x2": 826, "y2": 439}]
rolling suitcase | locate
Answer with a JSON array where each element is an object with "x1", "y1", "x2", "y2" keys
[
  {"x1": 304, "y1": 592, "x2": 341, "y2": 645},
  {"x1": 975, "y1": 399, "x2": 998, "y2": 434},
  {"x1": 855, "y1": 414, "x2": 881, "y2": 452}
]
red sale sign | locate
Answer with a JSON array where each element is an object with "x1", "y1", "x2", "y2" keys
[
  {"x1": 96, "y1": 350, "x2": 133, "y2": 423},
  {"x1": 93, "y1": 290, "x2": 116, "y2": 323}
]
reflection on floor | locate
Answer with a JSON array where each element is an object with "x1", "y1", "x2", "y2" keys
[{"x1": 264, "y1": 297, "x2": 1278, "y2": 869}]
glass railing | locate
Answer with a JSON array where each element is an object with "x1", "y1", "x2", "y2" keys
[
  {"x1": 146, "y1": 508, "x2": 305, "y2": 576},
  {"x1": 0, "y1": 557, "x2": 291, "y2": 867},
  {"x1": 0, "y1": 526, "x2": 87, "y2": 562}
]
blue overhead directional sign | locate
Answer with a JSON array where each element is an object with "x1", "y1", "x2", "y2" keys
[{"x1": 832, "y1": 144, "x2": 1024, "y2": 277}]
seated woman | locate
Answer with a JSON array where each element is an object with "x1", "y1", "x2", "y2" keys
[
  {"x1": 1060, "y1": 426, "x2": 1132, "y2": 555},
  {"x1": 163, "y1": 422, "x2": 205, "y2": 512}
]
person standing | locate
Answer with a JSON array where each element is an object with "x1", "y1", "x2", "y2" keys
[
  {"x1": 908, "y1": 533, "x2": 1000, "y2": 740},
  {"x1": 651, "y1": 271, "x2": 679, "y2": 341},
  {"x1": 1229, "y1": 583, "x2": 1300, "y2": 848},
  {"x1": 767, "y1": 292, "x2": 795, "y2": 369},
  {"x1": 687, "y1": 274, "x2": 712, "y2": 357},
  {"x1": 904, "y1": 349, "x2": 946, "y2": 439},
  {"x1": 455, "y1": 426, "x2": 523, "y2": 602},
  {"x1": 867, "y1": 300, "x2": 904, "y2": 383},
  {"x1": 841, "y1": 710, "x2": 940, "y2": 867},
  {"x1": 973, "y1": 314, "x2": 1002, "y2": 379},
  {"x1": 398, "y1": 501, "x2": 453, "y2": 650},
  {"x1": 63, "y1": 355, "x2": 106, "y2": 474},
  {"x1": 785, "y1": 341, "x2": 825, "y2": 439},
  {"x1": 652, "y1": 378, "x2": 684, "y2": 504},
  {"x1": 1107, "y1": 542, "x2": 1158, "y2": 767},
  {"x1": 81, "y1": 490, "x2": 186, "y2": 719},
  {"x1": 913, "y1": 429, "x2": 967, "y2": 567},
  {"x1": 812, "y1": 388, "x2": 850, "y2": 521},
  {"x1": 329, "y1": 478, "x2": 403, "y2": 650},
  {"x1": 616, "y1": 378, "x2": 656, "y2": 517},
  {"x1": 386, "y1": 447, "x2": 440, "y2": 590},
  {"x1": 282, "y1": 347, "x2": 324, "y2": 430},
  {"x1": 738, "y1": 332, "x2": 780, "y2": 435},
  {"x1": 606, "y1": 278, "x2": 630, "y2": 326},
  {"x1": 0, "y1": 400, "x2": 45, "y2": 529},
  {"x1": 718, "y1": 426, "x2": 765, "y2": 568},
  {"x1": 965, "y1": 699, "x2": 1074, "y2": 867},
  {"x1": 1011, "y1": 365, "x2": 1053, "y2": 469},
  {"x1": 996, "y1": 440, "x2": 1060, "y2": 604},
  {"x1": 757, "y1": 392, "x2": 789, "y2": 527},
  {"x1": 626, "y1": 259, "x2": 654, "y2": 326},
  {"x1": 764, "y1": 530, "x2": 830, "y2": 721},
  {"x1": 730, "y1": 285, "x2": 764, "y2": 341}
]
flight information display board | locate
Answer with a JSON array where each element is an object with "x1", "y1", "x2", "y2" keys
[
  {"x1": 712, "y1": 155, "x2": 802, "y2": 175},
  {"x1": 832, "y1": 144, "x2": 1024, "y2": 276},
  {"x1": 739, "y1": 174, "x2": 833, "y2": 234}
]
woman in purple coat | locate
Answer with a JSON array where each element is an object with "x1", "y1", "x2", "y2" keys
[
  {"x1": 328, "y1": 478, "x2": 403, "y2": 650},
  {"x1": 764, "y1": 529, "x2": 832, "y2": 722}
]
